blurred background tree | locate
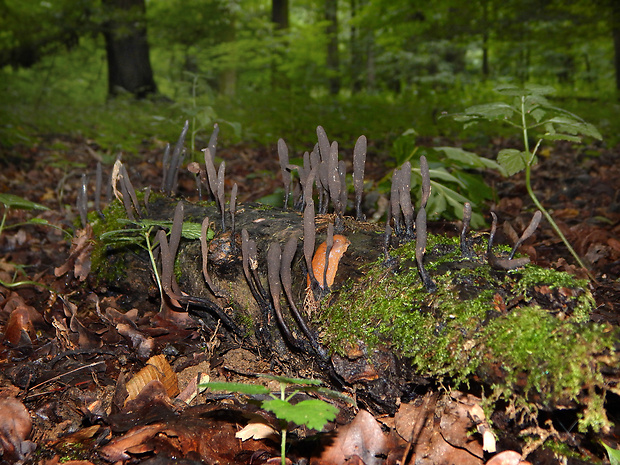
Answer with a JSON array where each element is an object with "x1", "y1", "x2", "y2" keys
[{"x1": 0, "y1": 0, "x2": 618, "y2": 152}]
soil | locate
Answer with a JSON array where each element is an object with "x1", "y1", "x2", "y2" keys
[{"x1": 0, "y1": 133, "x2": 619, "y2": 465}]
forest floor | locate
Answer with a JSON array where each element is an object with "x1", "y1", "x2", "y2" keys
[{"x1": 0, "y1": 133, "x2": 619, "y2": 465}]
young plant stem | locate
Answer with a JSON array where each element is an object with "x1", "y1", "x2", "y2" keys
[
  {"x1": 144, "y1": 227, "x2": 165, "y2": 307},
  {"x1": 279, "y1": 382, "x2": 288, "y2": 465},
  {"x1": 520, "y1": 97, "x2": 595, "y2": 282}
]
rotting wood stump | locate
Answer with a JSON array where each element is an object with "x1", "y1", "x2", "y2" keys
[{"x1": 91, "y1": 194, "x2": 619, "y2": 432}]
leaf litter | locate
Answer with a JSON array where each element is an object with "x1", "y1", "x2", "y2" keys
[{"x1": 0, "y1": 133, "x2": 618, "y2": 464}]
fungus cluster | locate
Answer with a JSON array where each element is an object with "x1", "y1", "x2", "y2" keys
[{"x1": 72, "y1": 122, "x2": 541, "y2": 363}]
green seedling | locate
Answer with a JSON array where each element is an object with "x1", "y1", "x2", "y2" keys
[
  {"x1": 449, "y1": 84, "x2": 602, "y2": 280},
  {"x1": 100, "y1": 217, "x2": 212, "y2": 308},
  {"x1": 602, "y1": 441, "x2": 620, "y2": 465},
  {"x1": 0, "y1": 193, "x2": 59, "y2": 289},
  {"x1": 202, "y1": 374, "x2": 347, "y2": 465}
]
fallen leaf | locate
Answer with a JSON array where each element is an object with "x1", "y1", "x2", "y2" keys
[
  {"x1": 0, "y1": 397, "x2": 36, "y2": 461},
  {"x1": 54, "y1": 224, "x2": 93, "y2": 281},
  {"x1": 486, "y1": 450, "x2": 530, "y2": 465},
  {"x1": 236, "y1": 416, "x2": 279, "y2": 441},
  {"x1": 2, "y1": 306, "x2": 35, "y2": 347},
  {"x1": 312, "y1": 409, "x2": 392, "y2": 465},
  {"x1": 125, "y1": 354, "x2": 179, "y2": 404}
]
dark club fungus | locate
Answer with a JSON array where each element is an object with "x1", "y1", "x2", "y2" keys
[
  {"x1": 460, "y1": 202, "x2": 474, "y2": 259},
  {"x1": 487, "y1": 212, "x2": 533, "y2": 270},
  {"x1": 509, "y1": 210, "x2": 542, "y2": 260},
  {"x1": 277, "y1": 138, "x2": 292, "y2": 208},
  {"x1": 415, "y1": 207, "x2": 436, "y2": 293},
  {"x1": 353, "y1": 135, "x2": 367, "y2": 221},
  {"x1": 83, "y1": 120, "x2": 553, "y2": 372}
]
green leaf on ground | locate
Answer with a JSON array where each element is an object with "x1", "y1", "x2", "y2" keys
[
  {"x1": 0, "y1": 193, "x2": 48, "y2": 211},
  {"x1": 201, "y1": 382, "x2": 270, "y2": 395},
  {"x1": 601, "y1": 441, "x2": 620, "y2": 465},
  {"x1": 262, "y1": 398, "x2": 338, "y2": 430}
]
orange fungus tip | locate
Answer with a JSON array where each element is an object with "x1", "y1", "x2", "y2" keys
[{"x1": 308, "y1": 234, "x2": 351, "y2": 289}]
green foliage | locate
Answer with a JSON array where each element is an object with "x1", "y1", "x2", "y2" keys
[
  {"x1": 602, "y1": 442, "x2": 620, "y2": 465},
  {"x1": 389, "y1": 131, "x2": 503, "y2": 227},
  {"x1": 453, "y1": 84, "x2": 601, "y2": 177},
  {"x1": 201, "y1": 374, "x2": 342, "y2": 465},
  {"x1": 320, "y1": 234, "x2": 613, "y2": 432},
  {"x1": 449, "y1": 84, "x2": 602, "y2": 279},
  {"x1": 0, "y1": 193, "x2": 55, "y2": 289}
]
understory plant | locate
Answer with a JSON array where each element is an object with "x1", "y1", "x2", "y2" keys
[
  {"x1": 390, "y1": 129, "x2": 504, "y2": 228},
  {"x1": 99, "y1": 216, "x2": 207, "y2": 308},
  {"x1": 449, "y1": 84, "x2": 602, "y2": 279},
  {"x1": 0, "y1": 193, "x2": 61, "y2": 288},
  {"x1": 201, "y1": 374, "x2": 344, "y2": 465}
]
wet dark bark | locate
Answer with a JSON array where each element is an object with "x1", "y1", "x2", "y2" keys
[
  {"x1": 325, "y1": 0, "x2": 340, "y2": 95},
  {"x1": 102, "y1": 0, "x2": 157, "y2": 99}
]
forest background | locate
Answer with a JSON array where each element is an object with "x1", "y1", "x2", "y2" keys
[{"x1": 1, "y1": 0, "x2": 619, "y2": 175}]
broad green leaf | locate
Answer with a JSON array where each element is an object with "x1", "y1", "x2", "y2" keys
[
  {"x1": 262, "y1": 398, "x2": 338, "y2": 430},
  {"x1": 435, "y1": 147, "x2": 505, "y2": 173},
  {"x1": 602, "y1": 441, "x2": 620, "y2": 465},
  {"x1": 257, "y1": 374, "x2": 323, "y2": 386},
  {"x1": 0, "y1": 193, "x2": 48, "y2": 211},
  {"x1": 416, "y1": 168, "x2": 465, "y2": 188},
  {"x1": 545, "y1": 117, "x2": 602, "y2": 140},
  {"x1": 540, "y1": 134, "x2": 582, "y2": 143},
  {"x1": 495, "y1": 84, "x2": 555, "y2": 97},
  {"x1": 458, "y1": 102, "x2": 516, "y2": 121},
  {"x1": 200, "y1": 381, "x2": 270, "y2": 395},
  {"x1": 426, "y1": 191, "x2": 447, "y2": 219},
  {"x1": 529, "y1": 108, "x2": 547, "y2": 123},
  {"x1": 497, "y1": 149, "x2": 528, "y2": 176},
  {"x1": 432, "y1": 182, "x2": 471, "y2": 208},
  {"x1": 181, "y1": 222, "x2": 203, "y2": 240}
]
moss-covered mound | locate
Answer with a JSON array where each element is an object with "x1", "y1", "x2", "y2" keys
[{"x1": 320, "y1": 234, "x2": 617, "y2": 432}]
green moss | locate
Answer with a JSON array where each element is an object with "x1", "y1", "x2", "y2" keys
[
  {"x1": 319, "y1": 232, "x2": 613, "y2": 431},
  {"x1": 483, "y1": 306, "x2": 616, "y2": 431},
  {"x1": 89, "y1": 199, "x2": 133, "y2": 282}
]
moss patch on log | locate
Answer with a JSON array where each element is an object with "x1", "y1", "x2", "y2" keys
[{"x1": 319, "y1": 234, "x2": 616, "y2": 431}]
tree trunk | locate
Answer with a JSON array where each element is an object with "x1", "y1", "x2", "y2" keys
[
  {"x1": 350, "y1": 0, "x2": 363, "y2": 93},
  {"x1": 271, "y1": 0, "x2": 290, "y2": 89},
  {"x1": 102, "y1": 0, "x2": 157, "y2": 99},
  {"x1": 612, "y1": 1, "x2": 620, "y2": 93},
  {"x1": 272, "y1": 0, "x2": 289, "y2": 30},
  {"x1": 325, "y1": 0, "x2": 340, "y2": 95}
]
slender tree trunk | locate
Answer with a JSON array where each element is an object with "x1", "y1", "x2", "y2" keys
[
  {"x1": 219, "y1": 12, "x2": 237, "y2": 96},
  {"x1": 102, "y1": 0, "x2": 157, "y2": 99},
  {"x1": 272, "y1": 0, "x2": 289, "y2": 30},
  {"x1": 350, "y1": 0, "x2": 363, "y2": 93},
  {"x1": 612, "y1": 2, "x2": 620, "y2": 93},
  {"x1": 271, "y1": 0, "x2": 290, "y2": 89},
  {"x1": 480, "y1": 0, "x2": 490, "y2": 78},
  {"x1": 325, "y1": 0, "x2": 340, "y2": 95}
]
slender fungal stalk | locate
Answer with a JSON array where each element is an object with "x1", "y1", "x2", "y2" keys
[{"x1": 519, "y1": 96, "x2": 595, "y2": 282}]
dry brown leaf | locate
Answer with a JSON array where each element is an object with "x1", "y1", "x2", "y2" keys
[
  {"x1": 176, "y1": 372, "x2": 209, "y2": 405},
  {"x1": 2, "y1": 306, "x2": 35, "y2": 347},
  {"x1": 485, "y1": 450, "x2": 530, "y2": 465},
  {"x1": 54, "y1": 224, "x2": 93, "y2": 281},
  {"x1": 0, "y1": 397, "x2": 36, "y2": 461},
  {"x1": 125, "y1": 354, "x2": 179, "y2": 404},
  {"x1": 312, "y1": 409, "x2": 392, "y2": 465},
  {"x1": 98, "y1": 424, "x2": 163, "y2": 461},
  {"x1": 236, "y1": 417, "x2": 279, "y2": 442}
]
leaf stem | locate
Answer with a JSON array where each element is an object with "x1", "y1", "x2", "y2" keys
[
  {"x1": 520, "y1": 97, "x2": 595, "y2": 282},
  {"x1": 144, "y1": 227, "x2": 165, "y2": 306}
]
